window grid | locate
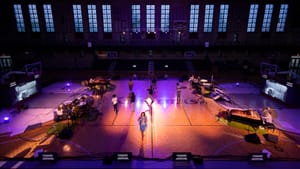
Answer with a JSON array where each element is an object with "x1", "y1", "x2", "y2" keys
[
  {"x1": 247, "y1": 4, "x2": 259, "y2": 32},
  {"x1": 218, "y1": 4, "x2": 229, "y2": 32},
  {"x1": 161, "y1": 4, "x2": 170, "y2": 33},
  {"x1": 14, "y1": 4, "x2": 25, "y2": 32},
  {"x1": 189, "y1": 4, "x2": 199, "y2": 32},
  {"x1": 146, "y1": 5, "x2": 155, "y2": 32},
  {"x1": 204, "y1": 4, "x2": 214, "y2": 32},
  {"x1": 28, "y1": 4, "x2": 40, "y2": 32},
  {"x1": 276, "y1": 4, "x2": 288, "y2": 32},
  {"x1": 73, "y1": 4, "x2": 83, "y2": 32},
  {"x1": 102, "y1": 5, "x2": 112, "y2": 33},
  {"x1": 262, "y1": 4, "x2": 274, "y2": 32},
  {"x1": 87, "y1": 5, "x2": 98, "y2": 32},
  {"x1": 43, "y1": 4, "x2": 55, "y2": 32},
  {"x1": 132, "y1": 5, "x2": 140, "y2": 32}
]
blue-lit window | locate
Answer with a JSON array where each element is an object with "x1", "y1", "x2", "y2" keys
[
  {"x1": 14, "y1": 4, "x2": 25, "y2": 32},
  {"x1": 87, "y1": 5, "x2": 98, "y2": 32},
  {"x1": 28, "y1": 4, "x2": 40, "y2": 32},
  {"x1": 276, "y1": 4, "x2": 288, "y2": 32},
  {"x1": 247, "y1": 4, "x2": 259, "y2": 32},
  {"x1": 73, "y1": 4, "x2": 83, "y2": 32},
  {"x1": 102, "y1": 5, "x2": 112, "y2": 33},
  {"x1": 161, "y1": 4, "x2": 170, "y2": 33},
  {"x1": 262, "y1": 4, "x2": 273, "y2": 32},
  {"x1": 146, "y1": 5, "x2": 155, "y2": 32},
  {"x1": 204, "y1": 4, "x2": 214, "y2": 32},
  {"x1": 43, "y1": 4, "x2": 55, "y2": 32},
  {"x1": 132, "y1": 5, "x2": 140, "y2": 32},
  {"x1": 189, "y1": 4, "x2": 199, "y2": 32},
  {"x1": 218, "y1": 4, "x2": 229, "y2": 32}
]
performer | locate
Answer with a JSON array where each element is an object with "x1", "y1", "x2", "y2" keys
[
  {"x1": 112, "y1": 94, "x2": 118, "y2": 114},
  {"x1": 129, "y1": 91, "x2": 136, "y2": 112},
  {"x1": 176, "y1": 82, "x2": 181, "y2": 104},
  {"x1": 147, "y1": 85, "x2": 154, "y2": 98},
  {"x1": 138, "y1": 112, "x2": 148, "y2": 139},
  {"x1": 128, "y1": 78, "x2": 133, "y2": 91}
]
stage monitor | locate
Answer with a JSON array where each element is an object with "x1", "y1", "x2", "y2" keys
[
  {"x1": 248, "y1": 153, "x2": 267, "y2": 162},
  {"x1": 38, "y1": 152, "x2": 58, "y2": 162},
  {"x1": 263, "y1": 80, "x2": 287, "y2": 102},
  {"x1": 15, "y1": 80, "x2": 38, "y2": 102},
  {"x1": 113, "y1": 152, "x2": 132, "y2": 161},
  {"x1": 172, "y1": 152, "x2": 192, "y2": 161}
]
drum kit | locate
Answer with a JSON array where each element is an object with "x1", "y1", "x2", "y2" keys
[{"x1": 53, "y1": 94, "x2": 93, "y2": 122}]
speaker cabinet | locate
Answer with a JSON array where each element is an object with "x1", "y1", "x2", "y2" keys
[
  {"x1": 245, "y1": 133, "x2": 261, "y2": 144},
  {"x1": 103, "y1": 156, "x2": 113, "y2": 165},
  {"x1": 192, "y1": 155, "x2": 203, "y2": 164}
]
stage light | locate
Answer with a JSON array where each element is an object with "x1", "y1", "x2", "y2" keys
[
  {"x1": 136, "y1": 100, "x2": 141, "y2": 108},
  {"x1": 124, "y1": 99, "x2": 128, "y2": 108},
  {"x1": 87, "y1": 42, "x2": 92, "y2": 48},
  {"x1": 63, "y1": 144, "x2": 71, "y2": 152},
  {"x1": 162, "y1": 99, "x2": 167, "y2": 109},
  {"x1": 3, "y1": 116, "x2": 10, "y2": 123},
  {"x1": 174, "y1": 97, "x2": 178, "y2": 108},
  {"x1": 66, "y1": 82, "x2": 71, "y2": 87},
  {"x1": 204, "y1": 41, "x2": 209, "y2": 48},
  {"x1": 132, "y1": 64, "x2": 136, "y2": 68},
  {"x1": 164, "y1": 65, "x2": 168, "y2": 68}
]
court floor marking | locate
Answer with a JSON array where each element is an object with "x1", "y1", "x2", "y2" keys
[
  {"x1": 181, "y1": 103, "x2": 193, "y2": 126},
  {"x1": 0, "y1": 161, "x2": 7, "y2": 168},
  {"x1": 212, "y1": 140, "x2": 245, "y2": 157},
  {"x1": 11, "y1": 161, "x2": 24, "y2": 169}
]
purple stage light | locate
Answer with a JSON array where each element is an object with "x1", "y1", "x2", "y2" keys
[
  {"x1": 3, "y1": 116, "x2": 10, "y2": 122},
  {"x1": 163, "y1": 100, "x2": 167, "y2": 109},
  {"x1": 136, "y1": 100, "x2": 141, "y2": 108},
  {"x1": 66, "y1": 82, "x2": 71, "y2": 87}
]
